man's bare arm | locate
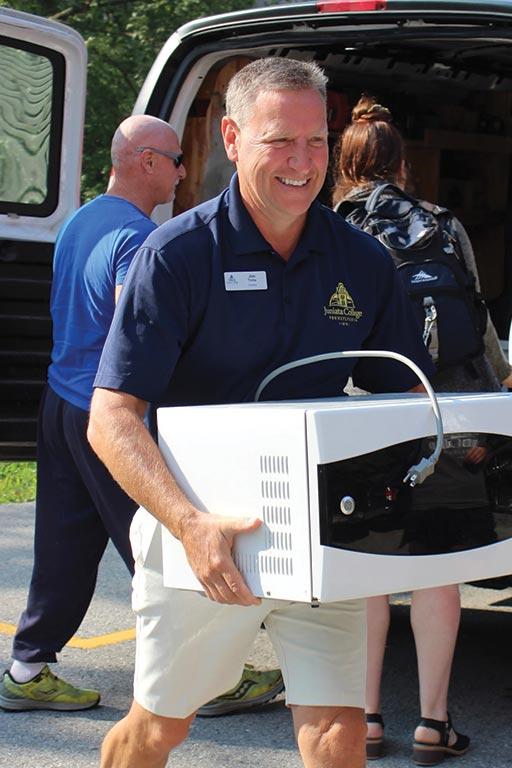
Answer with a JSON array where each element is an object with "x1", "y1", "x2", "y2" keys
[{"x1": 88, "y1": 387, "x2": 261, "y2": 606}]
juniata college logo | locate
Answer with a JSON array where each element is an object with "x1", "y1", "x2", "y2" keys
[{"x1": 324, "y1": 282, "x2": 363, "y2": 325}]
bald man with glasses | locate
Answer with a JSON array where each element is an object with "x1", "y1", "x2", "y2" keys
[{"x1": 0, "y1": 115, "x2": 186, "y2": 713}]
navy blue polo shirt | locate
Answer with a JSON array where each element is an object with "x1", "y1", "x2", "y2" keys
[{"x1": 95, "y1": 174, "x2": 434, "y2": 405}]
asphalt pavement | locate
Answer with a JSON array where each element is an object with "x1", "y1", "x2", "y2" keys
[{"x1": 1, "y1": 502, "x2": 512, "y2": 767}]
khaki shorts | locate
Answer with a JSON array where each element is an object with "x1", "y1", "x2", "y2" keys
[{"x1": 131, "y1": 522, "x2": 367, "y2": 719}]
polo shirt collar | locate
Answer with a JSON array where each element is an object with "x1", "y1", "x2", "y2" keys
[{"x1": 226, "y1": 173, "x2": 326, "y2": 262}]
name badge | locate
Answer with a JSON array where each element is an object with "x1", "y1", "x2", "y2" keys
[{"x1": 224, "y1": 271, "x2": 268, "y2": 291}]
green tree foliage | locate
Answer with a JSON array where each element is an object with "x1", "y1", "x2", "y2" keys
[{"x1": 8, "y1": 1, "x2": 251, "y2": 200}]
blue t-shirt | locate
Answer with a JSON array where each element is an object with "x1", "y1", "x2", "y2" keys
[
  {"x1": 95, "y1": 175, "x2": 434, "y2": 405},
  {"x1": 48, "y1": 194, "x2": 156, "y2": 411}
]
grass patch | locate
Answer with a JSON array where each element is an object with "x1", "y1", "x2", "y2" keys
[{"x1": 0, "y1": 462, "x2": 37, "y2": 503}]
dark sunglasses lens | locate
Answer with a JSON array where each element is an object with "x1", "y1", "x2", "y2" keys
[{"x1": 174, "y1": 154, "x2": 183, "y2": 168}]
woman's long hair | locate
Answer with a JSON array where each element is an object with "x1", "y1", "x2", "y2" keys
[{"x1": 332, "y1": 94, "x2": 405, "y2": 204}]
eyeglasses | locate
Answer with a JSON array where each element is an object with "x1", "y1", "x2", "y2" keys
[{"x1": 135, "y1": 146, "x2": 184, "y2": 169}]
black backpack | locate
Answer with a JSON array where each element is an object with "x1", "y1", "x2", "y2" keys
[{"x1": 336, "y1": 183, "x2": 488, "y2": 371}]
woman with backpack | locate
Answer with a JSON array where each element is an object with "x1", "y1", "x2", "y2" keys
[{"x1": 332, "y1": 94, "x2": 512, "y2": 765}]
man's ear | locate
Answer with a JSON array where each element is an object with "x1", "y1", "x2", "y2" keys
[
  {"x1": 222, "y1": 116, "x2": 239, "y2": 163},
  {"x1": 137, "y1": 149, "x2": 154, "y2": 175}
]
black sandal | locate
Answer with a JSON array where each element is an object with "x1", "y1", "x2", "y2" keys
[
  {"x1": 413, "y1": 713, "x2": 470, "y2": 766},
  {"x1": 366, "y1": 713, "x2": 385, "y2": 760}
]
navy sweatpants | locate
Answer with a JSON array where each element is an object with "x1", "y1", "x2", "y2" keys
[{"x1": 12, "y1": 385, "x2": 138, "y2": 663}]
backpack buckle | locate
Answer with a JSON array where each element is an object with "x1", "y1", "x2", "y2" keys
[{"x1": 423, "y1": 296, "x2": 439, "y2": 361}]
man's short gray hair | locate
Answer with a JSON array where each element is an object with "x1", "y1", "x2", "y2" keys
[{"x1": 225, "y1": 57, "x2": 328, "y2": 126}]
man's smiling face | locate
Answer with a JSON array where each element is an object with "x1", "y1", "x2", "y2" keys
[{"x1": 224, "y1": 88, "x2": 328, "y2": 231}]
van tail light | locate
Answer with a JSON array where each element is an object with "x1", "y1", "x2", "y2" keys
[{"x1": 317, "y1": 0, "x2": 387, "y2": 11}]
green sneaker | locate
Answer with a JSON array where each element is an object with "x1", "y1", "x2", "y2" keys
[
  {"x1": 197, "y1": 664, "x2": 284, "y2": 717},
  {"x1": 0, "y1": 665, "x2": 100, "y2": 712}
]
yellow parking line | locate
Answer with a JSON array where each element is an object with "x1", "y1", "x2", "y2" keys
[
  {"x1": 67, "y1": 628, "x2": 136, "y2": 648},
  {"x1": 0, "y1": 622, "x2": 135, "y2": 648}
]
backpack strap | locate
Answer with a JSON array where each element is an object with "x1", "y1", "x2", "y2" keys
[
  {"x1": 433, "y1": 208, "x2": 471, "y2": 273},
  {"x1": 333, "y1": 198, "x2": 360, "y2": 218},
  {"x1": 365, "y1": 182, "x2": 451, "y2": 219},
  {"x1": 364, "y1": 182, "x2": 416, "y2": 213}
]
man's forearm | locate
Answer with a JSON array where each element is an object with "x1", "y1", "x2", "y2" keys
[
  {"x1": 88, "y1": 387, "x2": 261, "y2": 606},
  {"x1": 87, "y1": 388, "x2": 198, "y2": 541}
]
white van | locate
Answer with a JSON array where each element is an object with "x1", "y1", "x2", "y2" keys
[{"x1": 2, "y1": 1, "x2": 512, "y2": 458}]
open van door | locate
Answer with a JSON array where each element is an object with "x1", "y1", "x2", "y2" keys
[{"x1": 0, "y1": 7, "x2": 87, "y2": 459}]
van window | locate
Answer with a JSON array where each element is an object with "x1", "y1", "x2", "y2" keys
[{"x1": 0, "y1": 36, "x2": 64, "y2": 217}]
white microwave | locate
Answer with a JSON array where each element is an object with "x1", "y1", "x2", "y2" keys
[{"x1": 156, "y1": 391, "x2": 512, "y2": 603}]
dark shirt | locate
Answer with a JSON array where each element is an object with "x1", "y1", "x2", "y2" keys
[{"x1": 95, "y1": 174, "x2": 434, "y2": 405}]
